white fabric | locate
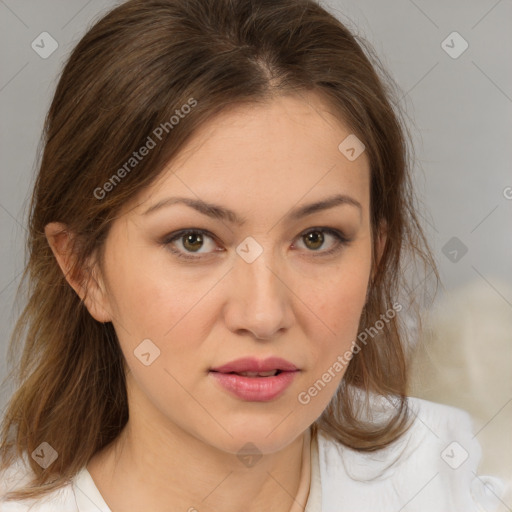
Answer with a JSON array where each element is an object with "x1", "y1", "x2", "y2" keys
[
  {"x1": 305, "y1": 425, "x2": 322, "y2": 511},
  {"x1": 0, "y1": 397, "x2": 507, "y2": 511},
  {"x1": 316, "y1": 396, "x2": 507, "y2": 511}
]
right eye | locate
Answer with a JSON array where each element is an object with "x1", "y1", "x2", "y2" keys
[{"x1": 162, "y1": 229, "x2": 222, "y2": 260}]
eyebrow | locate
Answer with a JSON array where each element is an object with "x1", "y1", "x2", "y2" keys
[{"x1": 142, "y1": 193, "x2": 362, "y2": 225}]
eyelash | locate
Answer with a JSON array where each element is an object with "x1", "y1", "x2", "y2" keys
[{"x1": 161, "y1": 227, "x2": 351, "y2": 261}]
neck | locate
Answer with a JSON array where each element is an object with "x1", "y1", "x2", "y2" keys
[{"x1": 87, "y1": 406, "x2": 312, "y2": 512}]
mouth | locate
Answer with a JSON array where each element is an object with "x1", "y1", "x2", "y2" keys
[
  {"x1": 209, "y1": 356, "x2": 299, "y2": 375},
  {"x1": 210, "y1": 369, "x2": 285, "y2": 377},
  {"x1": 208, "y1": 357, "x2": 299, "y2": 401}
]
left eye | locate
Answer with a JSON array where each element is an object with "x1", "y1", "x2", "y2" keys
[
  {"x1": 293, "y1": 228, "x2": 347, "y2": 253},
  {"x1": 162, "y1": 227, "x2": 350, "y2": 260}
]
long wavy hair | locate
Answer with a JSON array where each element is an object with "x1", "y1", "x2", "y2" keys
[{"x1": 0, "y1": 0, "x2": 439, "y2": 501}]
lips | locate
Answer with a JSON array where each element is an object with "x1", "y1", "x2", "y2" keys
[
  {"x1": 209, "y1": 356, "x2": 298, "y2": 375},
  {"x1": 209, "y1": 356, "x2": 299, "y2": 401}
]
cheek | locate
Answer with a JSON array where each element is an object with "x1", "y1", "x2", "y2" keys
[
  {"x1": 105, "y1": 256, "x2": 222, "y2": 390},
  {"x1": 296, "y1": 251, "x2": 371, "y2": 398},
  {"x1": 104, "y1": 240, "x2": 205, "y2": 335},
  {"x1": 301, "y1": 254, "x2": 371, "y2": 344},
  {"x1": 107, "y1": 264, "x2": 214, "y2": 417}
]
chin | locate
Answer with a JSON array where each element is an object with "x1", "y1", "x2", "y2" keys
[{"x1": 203, "y1": 416, "x2": 308, "y2": 457}]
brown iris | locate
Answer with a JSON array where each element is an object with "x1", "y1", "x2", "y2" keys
[
  {"x1": 182, "y1": 232, "x2": 204, "y2": 252},
  {"x1": 303, "y1": 231, "x2": 324, "y2": 250}
]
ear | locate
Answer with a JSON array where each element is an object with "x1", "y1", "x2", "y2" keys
[
  {"x1": 44, "y1": 222, "x2": 112, "y2": 323},
  {"x1": 372, "y1": 219, "x2": 387, "y2": 281}
]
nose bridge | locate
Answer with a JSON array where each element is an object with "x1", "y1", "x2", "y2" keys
[
  {"x1": 228, "y1": 235, "x2": 291, "y2": 339},
  {"x1": 239, "y1": 245, "x2": 279, "y2": 294}
]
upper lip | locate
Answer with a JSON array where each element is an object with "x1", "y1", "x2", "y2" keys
[{"x1": 210, "y1": 357, "x2": 298, "y2": 373}]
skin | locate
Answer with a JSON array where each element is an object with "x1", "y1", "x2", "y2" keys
[{"x1": 45, "y1": 91, "x2": 386, "y2": 512}]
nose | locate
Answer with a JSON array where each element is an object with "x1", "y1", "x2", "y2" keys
[{"x1": 223, "y1": 249, "x2": 294, "y2": 341}]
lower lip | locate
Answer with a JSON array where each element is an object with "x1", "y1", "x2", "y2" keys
[{"x1": 209, "y1": 371, "x2": 298, "y2": 401}]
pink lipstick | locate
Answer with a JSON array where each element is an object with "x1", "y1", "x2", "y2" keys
[{"x1": 209, "y1": 356, "x2": 299, "y2": 402}]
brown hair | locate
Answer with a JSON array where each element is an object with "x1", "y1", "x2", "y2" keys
[{"x1": 0, "y1": 0, "x2": 439, "y2": 501}]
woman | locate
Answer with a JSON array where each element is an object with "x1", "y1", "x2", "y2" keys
[{"x1": 0, "y1": 0, "x2": 505, "y2": 510}]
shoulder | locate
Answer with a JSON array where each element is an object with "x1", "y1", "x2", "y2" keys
[
  {"x1": 0, "y1": 456, "x2": 77, "y2": 512},
  {"x1": 316, "y1": 396, "x2": 507, "y2": 512}
]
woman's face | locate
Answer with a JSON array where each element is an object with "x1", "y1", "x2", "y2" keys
[{"x1": 87, "y1": 91, "x2": 380, "y2": 455}]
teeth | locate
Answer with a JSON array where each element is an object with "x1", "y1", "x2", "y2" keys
[{"x1": 237, "y1": 370, "x2": 278, "y2": 377}]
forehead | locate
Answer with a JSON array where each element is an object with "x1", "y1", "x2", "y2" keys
[{"x1": 132, "y1": 91, "x2": 370, "y2": 218}]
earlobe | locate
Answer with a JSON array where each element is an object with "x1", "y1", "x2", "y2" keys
[{"x1": 44, "y1": 222, "x2": 112, "y2": 323}]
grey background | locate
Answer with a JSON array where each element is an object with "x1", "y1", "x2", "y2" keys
[{"x1": 0, "y1": 0, "x2": 511, "y2": 439}]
